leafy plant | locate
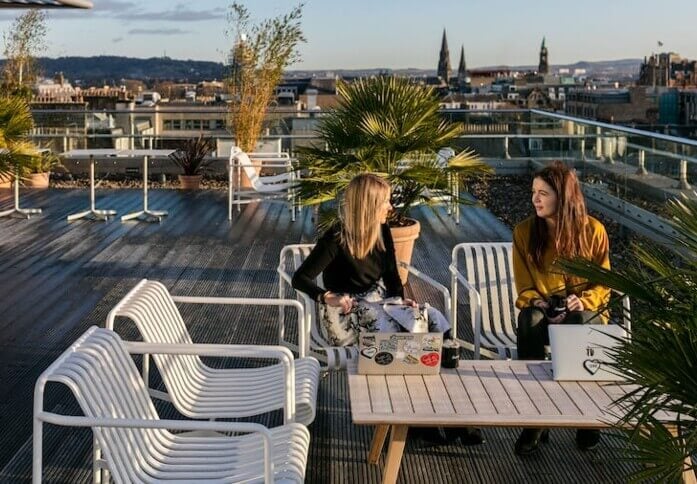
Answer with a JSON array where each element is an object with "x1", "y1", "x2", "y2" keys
[
  {"x1": 2, "y1": 10, "x2": 48, "y2": 98},
  {"x1": 0, "y1": 95, "x2": 41, "y2": 181},
  {"x1": 168, "y1": 135, "x2": 215, "y2": 176},
  {"x1": 225, "y1": 2, "x2": 305, "y2": 152},
  {"x1": 26, "y1": 149, "x2": 63, "y2": 174},
  {"x1": 295, "y1": 76, "x2": 491, "y2": 226},
  {"x1": 560, "y1": 197, "x2": 697, "y2": 482}
]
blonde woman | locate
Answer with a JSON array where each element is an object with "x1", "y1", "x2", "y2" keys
[{"x1": 292, "y1": 173, "x2": 451, "y2": 346}]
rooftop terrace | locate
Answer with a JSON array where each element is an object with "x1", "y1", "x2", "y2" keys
[{"x1": 0, "y1": 188, "x2": 644, "y2": 483}]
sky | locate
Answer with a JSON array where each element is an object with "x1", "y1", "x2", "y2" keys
[{"x1": 1, "y1": 0, "x2": 696, "y2": 70}]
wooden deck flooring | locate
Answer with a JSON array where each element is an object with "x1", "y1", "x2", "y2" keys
[{"x1": 0, "y1": 187, "x2": 640, "y2": 483}]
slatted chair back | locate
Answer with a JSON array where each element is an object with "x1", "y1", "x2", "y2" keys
[
  {"x1": 451, "y1": 242, "x2": 519, "y2": 359},
  {"x1": 278, "y1": 244, "x2": 358, "y2": 370},
  {"x1": 107, "y1": 279, "x2": 290, "y2": 419},
  {"x1": 36, "y1": 327, "x2": 167, "y2": 482}
]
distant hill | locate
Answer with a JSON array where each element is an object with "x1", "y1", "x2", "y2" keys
[
  {"x1": 32, "y1": 56, "x2": 225, "y2": 84},
  {"x1": 291, "y1": 59, "x2": 642, "y2": 81},
  {"x1": 0, "y1": 56, "x2": 642, "y2": 85}
]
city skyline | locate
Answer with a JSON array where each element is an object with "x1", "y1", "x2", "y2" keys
[{"x1": 1, "y1": 0, "x2": 696, "y2": 71}]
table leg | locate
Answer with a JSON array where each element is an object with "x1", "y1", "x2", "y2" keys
[
  {"x1": 121, "y1": 155, "x2": 167, "y2": 223},
  {"x1": 382, "y1": 425, "x2": 408, "y2": 484},
  {"x1": 667, "y1": 425, "x2": 697, "y2": 484},
  {"x1": 0, "y1": 170, "x2": 41, "y2": 219},
  {"x1": 67, "y1": 157, "x2": 116, "y2": 221},
  {"x1": 368, "y1": 425, "x2": 390, "y2": 464}
]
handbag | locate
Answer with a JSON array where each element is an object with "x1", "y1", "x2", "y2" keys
[{"x1": 383, "y1": 298, "x2": 430, "y2": 333}]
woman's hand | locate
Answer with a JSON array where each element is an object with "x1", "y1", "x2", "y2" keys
[
  {"x1": 533, "y1": 298, "x2": 565, "y2": 323},
  {"x1": 323, "y1": 292, "x2": 355, "y2": 314},
  {"x1": 565, "y1": 294, "x2": 584, "y2": 312},
  {"x1": 403, "y1": 298, "x2": 418, "y2": 308},
  {"x1": 532, "y1": 298, "x2": 549, "y2": 310}
]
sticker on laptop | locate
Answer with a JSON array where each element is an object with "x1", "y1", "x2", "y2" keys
[
  {"x1": 403, "y1": 354, "x2": 419, "y2": 365},
  {"x1": 361, "y1": 347, "x2": 377, "y2": 359},
  {"x1": 379, "y1": 339, "x2": 398, "y2": 352},
  {"x1": 583, "y1": 359, "x2": 602, "y2": 375},
  {"x1": 403, "y1": 340, "x2": 420, "y2": 355},
  {"x1": 361, "y1": 335, "x2": 376, "y2": 348},
  {"x1": 421, "y1": 336, "x2": 441, "y2": 352},
  {"x1": 374, "y1": 352, "x2": 394, "y2": 365},
  {"x1": 420, "y1": 352, "x2": 440, "y2": 367}
]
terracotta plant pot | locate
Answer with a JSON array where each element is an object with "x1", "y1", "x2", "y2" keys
[
  {"x1": 26, "y1": 172, "x2": 50, "y2": 188},
  {"x1": 390, "y1": 219, "x2": 421, "y2": 285},
  {"x1": 0, "y1": 172, "x2": 12, "y2": 189},
  {"x1": 178, "y1": 174, "x2": 202, "y2": 190}
]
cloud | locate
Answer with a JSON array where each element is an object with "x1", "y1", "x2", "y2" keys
[
  {"x1": 44, "y1": 1, "x2": 225, "y2": 22},
  {"x1": 112, "y1": 37, "x2": 124, "y2": 43},
  {"x1": 128, "y1": 28, "x2": 191, "y2": 36},
  {"x1": 119, "y1": 5, "x2": 226, "y2": 22}
]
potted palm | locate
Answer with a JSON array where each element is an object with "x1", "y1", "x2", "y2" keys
[
  {"x1": 168, "y1": 135, "x2": 215, "y2": 190},
  {"x1": 24, "y1": 150, "x2": 62, "y2": 188},
  {"x1": 295, "y1": 76, "x2": 491, "y2": 282},
  {"x1": 0, "y1": 95, "x2": 40, "y2": 188}
]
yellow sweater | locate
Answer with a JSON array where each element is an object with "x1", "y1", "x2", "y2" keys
[{"x1": 512, "y1": 215, "x2": 610, "y2": 312}]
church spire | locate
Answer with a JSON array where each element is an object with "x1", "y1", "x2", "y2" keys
[
  {"x1": 538, "y1": 36, "x2": 549, "y2": 74},
  {"x1": 457, "y1": 45, "x2": 468, "y2": 85},
  {"x1": 437, "y1": 29, "x2": 451, "y2": 84}
]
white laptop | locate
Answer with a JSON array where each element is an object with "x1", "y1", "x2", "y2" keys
[
  {"x1": 357, "y1": 332, "x2": 443, "y2": 375},
  {"x1": 548, "y1": 324, "x2": 627, "y2": 381}
]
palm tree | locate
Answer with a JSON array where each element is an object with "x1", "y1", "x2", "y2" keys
[
  {"x1": 560, "y1": 197, "x2": 697, "y2": 482},
  {"x1": 295, "y1": 76, "x2": 490, "y2": 226},
  {"x1": 0, "y1": 95, "x2": 39, "y2": 181}
]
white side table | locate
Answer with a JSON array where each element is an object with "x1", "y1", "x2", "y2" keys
[
  {"x1": 62, "y1": 149, "x2": 119, "y2": 221},
  {"x1": 120, "y1": 149, "x2": 174, "y2": 223}
]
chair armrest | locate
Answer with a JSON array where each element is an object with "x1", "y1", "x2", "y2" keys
[
  {"x1": 277, "y1": 267, "x2": 294, "y2": 286},
  {"x1": 449, "y1": 264, "x2": 481, "y2": 299},
  {"x1": 230, "y1": 159, "x2": 292, "y2": 169},
  {"x1": 247, "y1": 152, "x2": 290, "y2": 160},
  {"x1": 124, "y1": 340, "x2": 294, "y2": 362},
  {"x1": 125, "y1": 341, "x2": 295, "y2": 423},
  {"x1": 37, "y1": 410, "x2": 274, "y2": 436},
  {"x1": 35, "y1": 412, "x2": 275, "y2": 481},
  {"x1": 449, "y1": 264, "x2": 484, "y2": 357},
  {"x1": 170, "y1": 296, "x2": 308, "y2": 357},
  {"x1": 399, "y1": 261, "x2": 451, "y2": 322}
]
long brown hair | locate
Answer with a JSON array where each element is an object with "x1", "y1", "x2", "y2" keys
[
  {"x1": 339, "y1": 173, "x2": 390, "y2": 259},
  {"x1": 530, "y1": 161, "x2": 590, "y2": 269}
]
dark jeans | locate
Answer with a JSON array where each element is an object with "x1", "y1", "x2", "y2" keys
[{"x1": 516, "y1": 307, "x2": 602, "y2": 360}]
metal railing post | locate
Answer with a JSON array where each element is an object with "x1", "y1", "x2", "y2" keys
[
  {"x1": 636, "y1": 150, "x2": 648, "y2": 175},
  {"x1": 679, "y1": 159, "x2": 692, "y2": 189}
]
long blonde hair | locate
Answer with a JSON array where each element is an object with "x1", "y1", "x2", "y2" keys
[{"x1": 340, "y1": 173, "x2": 391, "y2": 259}]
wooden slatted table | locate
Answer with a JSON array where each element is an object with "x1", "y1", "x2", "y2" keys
[{"x1": 348, "y1": 360, "x2": 687, "y2": 484}]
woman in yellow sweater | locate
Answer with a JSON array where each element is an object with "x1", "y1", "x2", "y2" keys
[{"x1": 512, "y1": 161, "x2": 610, "y2": 455}]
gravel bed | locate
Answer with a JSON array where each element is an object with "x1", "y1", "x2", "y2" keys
[{"x1": 49, "y1": 173, "x2": 229, "y2": 190}]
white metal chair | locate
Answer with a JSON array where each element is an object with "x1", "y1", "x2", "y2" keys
[
  {"x1": 450, "y1": 242, "x2": 632, "y2": 360},
  {"x1": 278, "y1": 243, "x2": 453, "y2": 370},
  {"x1": 106, "y1": 279, "x2": 320, "y2": 426},
  {"x1": 33, "y1": 326, "x2": 310, "y2": 483},
  {"x1": 228, "y1": 147, "x2": 297, "y2": 221}
]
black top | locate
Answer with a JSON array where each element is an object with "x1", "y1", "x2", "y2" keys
[{"x1": 291, "y1": 223, "x2": 404, "y2": 301}]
